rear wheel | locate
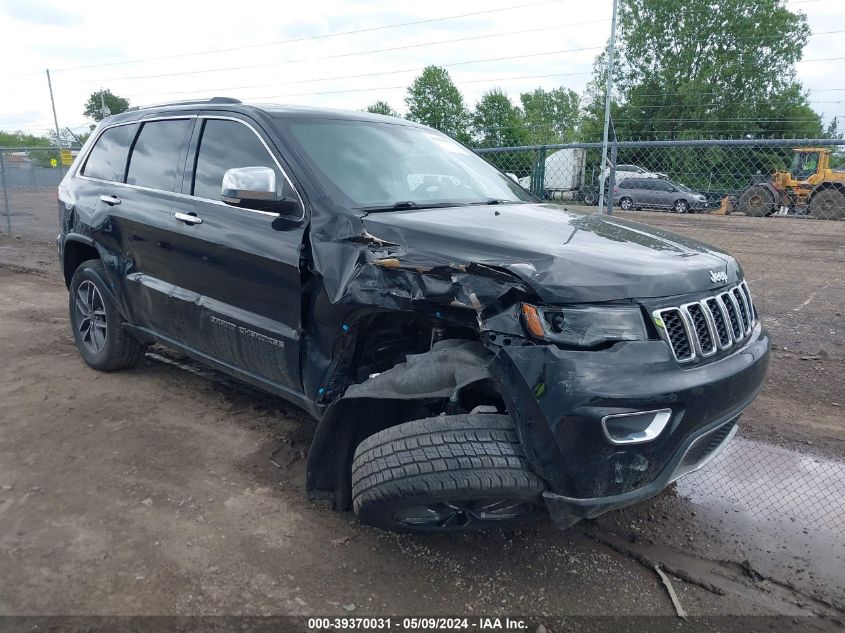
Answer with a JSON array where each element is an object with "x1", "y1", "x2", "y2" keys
[
  {"x1": 69, "y1": 260, "x2": 145, "y2": 371},
  {"x1": 808, "y1": 188, "x2": 845, "y2": 220},
  {"x1": 351, "y1": 414, "x2": 545, "y2": 533},
  {"x1": 738, "y1": 185, "x2": 776, "y2": 217},
  {"x1": 619, "y1": 197, "x2": 634, "y2": 211}
]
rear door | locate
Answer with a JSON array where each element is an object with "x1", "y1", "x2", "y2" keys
[
  {"x1": 653, "y1": 180, "x2": 674, "y2": 208},
  {"x1": 118, "y1": 117, "x2": 194, "y2": 327},
  {"x1": 162, "y1": 114, "x2": 306, "y2": 390},
  {"x1": 626, "y1": 179, "x2": 649, "y2": 207},
  {"x1": 76, "y1": 117, "x2": 193, "y2": 325}
]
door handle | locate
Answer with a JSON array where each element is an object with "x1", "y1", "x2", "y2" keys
[
  {"x1": 99, "y1": 194, "x2": 121, "y2": 206},
  {"x1": 175, "y1": 212, "x2": 202, "y2": 225}
]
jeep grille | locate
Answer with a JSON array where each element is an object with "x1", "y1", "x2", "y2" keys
[{"x1": 653, "y1": 281, "x2": 757, "y2": 364}]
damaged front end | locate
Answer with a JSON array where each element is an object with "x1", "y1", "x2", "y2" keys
[{"x1": 302, "y1": 202, "x2": 769, "y2": 529}]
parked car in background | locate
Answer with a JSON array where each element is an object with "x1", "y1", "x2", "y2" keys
[
  {"x1": 613, "y1": 177, "x2": 709, "y2": 213},
  {"x1": 600, "y1": 164, "x2": 667, "y2": 189}
]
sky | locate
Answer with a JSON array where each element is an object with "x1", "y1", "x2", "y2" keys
[{"x1": 0, "y1": 0, "x2": 843, "y2": 138}]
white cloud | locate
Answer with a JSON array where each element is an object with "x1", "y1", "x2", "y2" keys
[
  {"x1": 0, "y1": 0, "x2": 841, "y2": 135},
  {"x1": 0, "y1": 0, "x2": 83, "y2": 26}
]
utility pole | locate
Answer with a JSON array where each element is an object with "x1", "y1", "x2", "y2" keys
[
  {"x1": 597, "y1": 0, "x2": 619, "y2": 214},
  {"x1": 100, "y1": 91, "x2": 110, "y2": 118},
  {"x1": 46, "y1": 69, "x2": 65, "y2": 176}
]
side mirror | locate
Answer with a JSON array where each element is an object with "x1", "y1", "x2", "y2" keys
[{"x1": 221, "y1": 166, "x2": 300, "y2": 215}]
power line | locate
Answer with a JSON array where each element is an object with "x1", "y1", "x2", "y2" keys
[
  {"x1": 126, "y1": 71, "x2": 594, "y2": 102},
  {"x1": 75, "y1": 34, "x2": 604, "y2": 85},
  {"x1": 64, "y1": 30, "x2": 845, "y2": 88},
  {"x1": 51, "y1": 0, "x2": 575, "y2": 73}
]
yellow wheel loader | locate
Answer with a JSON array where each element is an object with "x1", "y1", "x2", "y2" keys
[{"x1": 737, "y1": 148, "x2": 845, "y2": 219}]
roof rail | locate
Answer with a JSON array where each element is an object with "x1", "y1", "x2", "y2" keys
[{"x1": 127, "y1": 97, "x2": 242, "y2": 112}]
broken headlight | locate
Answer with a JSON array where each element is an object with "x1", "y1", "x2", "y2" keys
[{"x1": 521, "y1": 304, "x2": 647, "y2": 348}]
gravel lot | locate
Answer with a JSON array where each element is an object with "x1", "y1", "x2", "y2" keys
[{"x1": 0, "y1": 209, "x2": 843, "y2": 625}]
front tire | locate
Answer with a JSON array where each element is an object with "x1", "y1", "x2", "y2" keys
[
  {"x1": 351, "y1": 415, "x2": 545, "y2": 533},
  {"x1": 674, "y1": 199, "x2": 689, "y2": 213},
  {"x1": 69, "y1": 259, "x2": 145, "y2": 372}
]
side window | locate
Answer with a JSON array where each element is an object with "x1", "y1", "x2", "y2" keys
[
  {"x1": 126, "y1": 119, "x2": 191, "y2": 191},
  {"x1": 81, "y1": 124, "x2": 138, "y2": 182},
  {"x1": 192, "y1": 119, "x2": 281, "y2": 202}
]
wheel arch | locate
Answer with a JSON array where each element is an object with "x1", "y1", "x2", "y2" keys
[
  {"x1": 810, "y1": 180, "x2": 845, "y2": 198},
  {"x1": 62, "y1": 234, "x2": 100, "y2": 288},
  {"x1": 305, "y1": 339, "x2": 501, "y2": 510}
]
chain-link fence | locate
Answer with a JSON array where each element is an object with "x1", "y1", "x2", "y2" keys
[
  {"x1": 0, "y1": 146, "x2": 77, "y2": 242},
  {"x1": 477, "y1": 137, "x2": 845, "y2": 219}
]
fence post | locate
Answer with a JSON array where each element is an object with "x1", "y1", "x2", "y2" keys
[
  {"x1": 0, "y1": 150, "x2": 11, "y2": 236},
  {"x1": 531, "y1": 145, "x2": 547, "y2": 197},
  {"x1": 606, "y1": 139, "x2": 618, "y2": 216}
]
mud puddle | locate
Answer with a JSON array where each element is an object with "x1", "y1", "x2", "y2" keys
[{"x1": 674, "y1": 436, "x2": 845, "y2": 607}]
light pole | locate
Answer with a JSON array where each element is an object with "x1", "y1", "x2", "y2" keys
[{"x1": 597, "y1": 0, "x2": 619, "y2": 214}]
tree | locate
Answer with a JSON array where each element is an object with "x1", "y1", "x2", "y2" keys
[
  {"x1": 365, "y1": 101, "x2": 400, "y2": 117},
  {"x1": 470, "y1": 89, "x2": 532, "y2": 173},
  {"x1": 405, "y1": 66, "x2": 469, "y2": 142},
  {"x1": 520, "y1": 87, "x2": 580, "y2": 144},
  {"x1": 83, "y1": 89, "x2": 130, "y2": 122},
  {"x1": 582, "y1": 0, "x2": 820, "y2": 140},
  {"x1": 471, "y1": 89, "x2": 527, "y2": 148},
  {"x1": 0, "y1": 130, "x2": 52, "y2": 148}
]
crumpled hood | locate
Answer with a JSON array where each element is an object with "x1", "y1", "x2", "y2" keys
[{"x1": 362, "y1": 203, "x2": 741, "y2": 303}]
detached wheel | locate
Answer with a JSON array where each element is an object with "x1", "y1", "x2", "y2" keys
[
  {"x1": 738, "y1": 185, "x2": 776, "y2": 217},
  {"x1": 352, "y1": 414, "x2": 545, "y2": 533},
  {"x1": 674, "y1": 199, "x2": 689, "y2": 213},
  {"x1": 69, "y1": 259, "x2": 145, "y2": 371},
  {"x1": 619, "y1": 197, "x2": 634, "y2": 211},
  {"x1": 808, "y1": 188, "x2": 845, "y2": 220}
]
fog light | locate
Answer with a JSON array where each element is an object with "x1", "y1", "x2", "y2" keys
[{"x1": 601, "y1": 409, "x2": 672, "y2": 445}]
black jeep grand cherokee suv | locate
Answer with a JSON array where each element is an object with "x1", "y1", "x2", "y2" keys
[{"x1": 57, "y1": 98, "x2": 769, "y2": 532}]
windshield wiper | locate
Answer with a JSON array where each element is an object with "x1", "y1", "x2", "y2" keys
[
  {"x1": 359, "y1": 201, "x2": 463, "y2": 213},
  {"x1": 465, "y1": 198, "x2": 527, "y2": 206}
]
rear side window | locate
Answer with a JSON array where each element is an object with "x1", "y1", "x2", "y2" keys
[
  {"x1": 126, "y1": 119, "x2": 191, "y2": 191},
  {"x1": 82, "y1": 124, "x2": 138, "y2": 182},
  {"x1": 192, "y1": 119, "x2": 280, "y2": 201}
]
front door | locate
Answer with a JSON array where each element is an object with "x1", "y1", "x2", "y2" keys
[{"x1": 164, "y1": 115, "x2": 306, "y2": 391}]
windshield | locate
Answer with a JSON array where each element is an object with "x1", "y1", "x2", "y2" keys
[
  {"x1": 278, "y1": 119, "x2": 534, "y2": 209},
  {"x1": 671, "y1": 181, "x2": 694, "y2": 193},
  {"x1": 790, "y1": 151, "x2": 818, "y2": 179}
]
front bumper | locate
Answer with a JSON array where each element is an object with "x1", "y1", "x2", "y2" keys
[{"x1": 490, "y1": 324, "x2": 769, "y2": 529}]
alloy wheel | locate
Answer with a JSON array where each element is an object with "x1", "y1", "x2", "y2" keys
[
  {"x1": 393, "y1": 498, "x2": 535, "y2": 528},
  {"x1": 75, "y1": 280, "x2": 107, "y2": 355}
]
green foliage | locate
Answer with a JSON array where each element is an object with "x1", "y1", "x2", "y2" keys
[
  {"x1": 365, "y1": 101, "x2": 401, "y2": 117},
  {"x1": 582, "y1": 0, "x2": 821, "y2": 140},
  {"x1": 405, "y1": 66, "x2": 470, "y2": 142},
  {"x1": 520, "y1": 87, "x2": 580, "y2": 144},
  {"x1": 471, "y1": 89, "x2": 527, "y2": 147},
  {"x1": 471, "y1": 89, "x2": 533, "y2": 173},
  {"x1": 0, "y1": 130, "x2": 52, "y2": 148},
  {"x1": 83, "y1": 89, "x2": 130, "y2": 122}
]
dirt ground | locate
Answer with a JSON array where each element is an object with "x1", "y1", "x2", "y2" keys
[{"x1": 0, "y1": 210, "x2": 843, "y2": 625}]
